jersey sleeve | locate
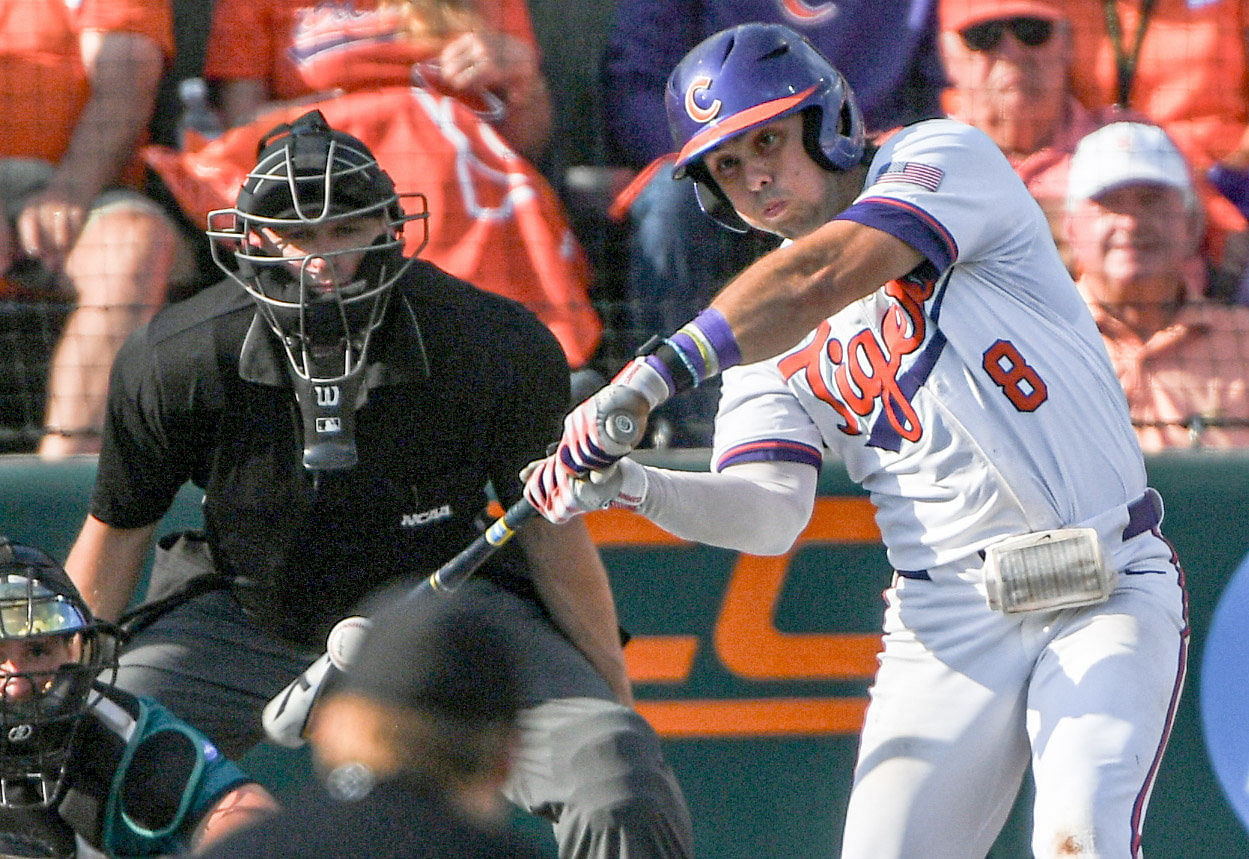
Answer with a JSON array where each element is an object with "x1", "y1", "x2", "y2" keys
[
  {"x1": 90, "y1": 325, "x2": 208, "y2": 529},
  {"x1": 711, "y1": 361, "x2": 824, "y2": 473},
  {"x1": 838, "y1": 120, "x2": 1037, "y2": 273}
]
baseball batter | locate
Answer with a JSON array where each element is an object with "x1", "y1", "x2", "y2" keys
[{"x1": 525, "y1": 23, "x2": 1189, "y2": 858}]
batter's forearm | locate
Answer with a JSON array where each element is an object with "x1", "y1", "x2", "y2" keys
[{"x1": 710, "y1": 220, "x2": 926, "y2": 365}]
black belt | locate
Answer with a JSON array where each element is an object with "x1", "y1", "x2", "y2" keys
[{"x1": 896, "y1": 491, "x2": 1162, "y2": 582}]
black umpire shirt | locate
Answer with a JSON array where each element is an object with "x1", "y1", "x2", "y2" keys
[{"x1": 89, "y1": 260, "x2": 570, "y2": 648}]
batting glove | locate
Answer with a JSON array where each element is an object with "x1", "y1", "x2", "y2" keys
[
  {"x1": 523, "y1": 456, "x2": 648, "y2": 524},
  {"x1": 553, "y1": 357, "x2": 670, "y2": 475}
]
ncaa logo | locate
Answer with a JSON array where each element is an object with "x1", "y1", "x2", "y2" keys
[
  {"x1": 685, "y1": 76, "x2": 721, "y2": 123},
  {"x1": 8, "y1": 724, "x2": 34, "y2": 742}
]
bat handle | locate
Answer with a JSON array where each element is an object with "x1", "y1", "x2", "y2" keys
[{"x1": 428, "y1": 497, "x2": 537, "y2": 594}]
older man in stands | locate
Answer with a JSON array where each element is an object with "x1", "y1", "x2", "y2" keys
[
  {"x1": 0, "y1": 0, "x2": 194, "y2": 458},
  {"x1": 1066, "y1": 121, "x2": 1249, "y2": 450},
  {"x1": 941, "y1": 0, "x2": 1107, "y2": 272}
]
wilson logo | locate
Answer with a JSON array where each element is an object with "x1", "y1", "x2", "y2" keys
[
  {"x1": 315, "y1": 385, "x2": 340, "y2": 407},
  {"x1": 685, "y1": 76, "x2": 721, "y2": 123},
  {"x1": 401, "y1": 504, "x2": 452, "y2": 528}
]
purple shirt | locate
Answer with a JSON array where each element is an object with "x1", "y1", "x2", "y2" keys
[{"x1": 601, "y1": 0, "x2": 947, "y2": 166}]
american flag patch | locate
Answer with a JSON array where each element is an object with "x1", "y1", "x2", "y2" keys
[{"x1": 875, "y1": 161, "x2": 945, "y2": 192}]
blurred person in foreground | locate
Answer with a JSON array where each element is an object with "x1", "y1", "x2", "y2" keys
[
  {"x1": 0, "y1": 537, "x2": 274, "y2": 857},
  {"x1": 939, "y1": 0, "x2": 1110, "y2": 273},
  {"x1": 0, "y1": 0, "x2": 197, "y2": 459},
  {"x1": 200, "y1": 595, "x2": 546, "y2": 858},
  {"x1": 1066, "y1": 121, "x2": 1249, "y2": 450}
]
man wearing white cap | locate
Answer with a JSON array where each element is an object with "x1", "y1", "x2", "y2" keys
[{"x1": 1066, "y1": 121, "x2": 1249, "y2": 449}]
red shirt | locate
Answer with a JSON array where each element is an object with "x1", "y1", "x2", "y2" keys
[
  {"x1": 204, "y1": 0, "x2": 537, "y2": 102},
  {"x1": 0, "y1": 0, "x2": 173, "y2": 163}
]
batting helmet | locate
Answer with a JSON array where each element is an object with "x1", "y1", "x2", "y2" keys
[
  {"x1": 0, "y1": 538, "x2": 115, "y2": 810},
  {"x1": 665, "y1": 23, "x2": 866, "y2": 231}
]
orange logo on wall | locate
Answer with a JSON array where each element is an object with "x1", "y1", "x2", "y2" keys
[{"x1": 584, "y1": 499, "x2": 884, "y2": 740}]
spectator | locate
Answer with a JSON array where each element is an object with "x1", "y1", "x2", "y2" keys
[
  {"x1": 1065, "y1": 121, "x2": 1249, "y2": 450},
  {"x1": 0, "y1": 0, "x2": 197, "y2": 459},
  {"x1": 0, "y1": 536, "x2": 275, "y2": 856},
  {"x1": 600, "y1": 0, "x2": 946, "y2": 446},
  {"x1": 204, "y1": 0, "x2": 552, "y2": 161},
  {"x1": 200, "y1": 594, "x2": 547, "y2": 857},
  {"x1": 66, "y1": 110, "x2": 692, "y2": 859},
  {"x1": 1063, "y1": 0, "x2": 1249, "y2": 298},
  {"x1": 939, "y1": 0, "x2": 1107, "y2": 272}
]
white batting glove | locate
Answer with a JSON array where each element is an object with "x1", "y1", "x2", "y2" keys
[
  {"x1": 523, "y1": 456, "x2": 648, "y2": 524},
  {"x1": 554, "y1": 358, "x2": 670, "y2": 476}
]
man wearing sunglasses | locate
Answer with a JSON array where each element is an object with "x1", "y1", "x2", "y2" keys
[{"x1": 940, "y1": 0, "x2": 1107, "y2": 274}]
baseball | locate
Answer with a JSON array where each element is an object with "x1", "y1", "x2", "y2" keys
[{"x1": 326, "y1": 615, "x2": 372, "y2": 671}]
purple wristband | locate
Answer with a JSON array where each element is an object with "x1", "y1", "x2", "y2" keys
[
  {"x1": 668, "y1": 331, "x2": 708, "y2": 380},
  {"x1": 691, "y1": 308, "x2": 742, "y2": 373}
]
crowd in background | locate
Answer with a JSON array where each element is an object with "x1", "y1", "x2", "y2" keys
[{"x1": 2, "y1": 0, "x2": 1249, "y2": 456}]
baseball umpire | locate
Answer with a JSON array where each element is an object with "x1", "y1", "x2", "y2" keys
[
  {"x1": 525, "y1": 24, "x2": 1189, "y2": 858},
  {"x1": 0, "y1": 537, "x2": 275, "y2": 856},
  {"x1": 63, "y1": 109, "x2": 692, "y2": 858}
]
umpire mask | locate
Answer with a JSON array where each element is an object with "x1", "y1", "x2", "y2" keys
[{"x1": 207, "y1": 110, "x2": 429, "y2": 473}]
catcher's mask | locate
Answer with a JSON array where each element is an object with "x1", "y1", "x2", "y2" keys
[
  {"x1": 0, "y1": 538, "x2": 115, "y2": 811},
  {"x1": 206, "y1": 109, "x2": 429, "y2": 473},
  {"x1": 664, "y1": 23, "x2": 866, "y2": 232}
]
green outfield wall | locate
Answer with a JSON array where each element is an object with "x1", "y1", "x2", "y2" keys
[{"x1": 2, "y1": 451, "x2": 1247, "y2": 857}]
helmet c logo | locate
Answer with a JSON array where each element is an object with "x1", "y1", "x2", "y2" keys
[
  {"x1": 779, "y1": 0, "x2": 838, "y2": 23},
  {"x1": 685, "y1": 76, "x2": 721, "y2": 123}
]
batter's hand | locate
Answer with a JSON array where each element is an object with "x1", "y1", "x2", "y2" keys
[{"x1": 522, "y1": 457, "x2": 647, "y2": 524}]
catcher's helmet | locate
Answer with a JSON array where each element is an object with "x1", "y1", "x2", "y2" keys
[
  {"x1": 0, "y1": 538, "x2": 114, "y2": 810},
  {"x1": 207, "y1": 109, "x2": 429, "y2": 386},
  {"x1": 665, "y1": 23, "x2": 866, "y2": 231}
]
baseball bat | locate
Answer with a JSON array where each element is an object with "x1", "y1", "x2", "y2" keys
[{"x1": 262, "y1": 394, "x2": 650, "y2": 747}]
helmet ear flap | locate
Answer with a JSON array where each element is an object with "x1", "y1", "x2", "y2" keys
[
  {"x1": 692, "y1": 181, "x2": 748, "y2": 234},
  {"x1": 682, "y1": 161, "x2": 749, "y2": 233}
]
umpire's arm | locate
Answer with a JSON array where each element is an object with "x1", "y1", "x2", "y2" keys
[
  {"x1": 65, "y1": 515, "x2": 156, "y2": 623},
  {"x1": 519, "y1": 518, "x2": 634, "y2": 707}
]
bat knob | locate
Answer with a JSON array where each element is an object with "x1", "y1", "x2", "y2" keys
[{"x1": 607, "y1": 412, "x2": 639, "y2": 442}]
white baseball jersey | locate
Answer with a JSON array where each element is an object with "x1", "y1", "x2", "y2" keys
[{"x1": 712, "y1": 118, "x2": 1149, "y2": 574}]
